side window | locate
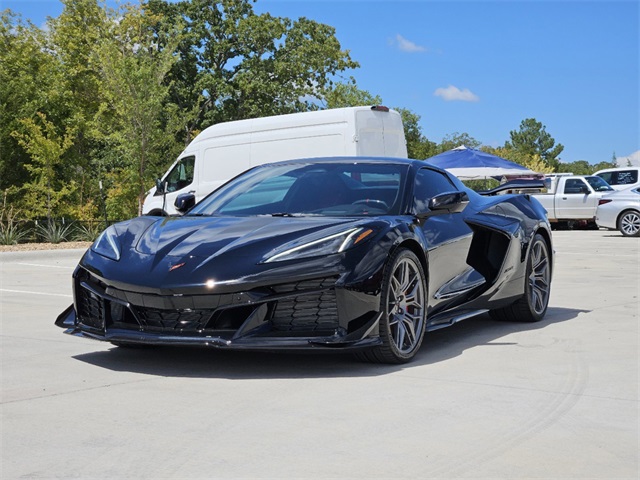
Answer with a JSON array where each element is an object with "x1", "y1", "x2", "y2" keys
[
  {"x1": 413, "y1": 168, "x2": 457, "y2": 212},
  {"x1": 164, "y1": 156, "x2": 195, "y2": 193},
  {"x1": 614, "y1": 170, "x2": 638, "y2": 185},
  {"x1": 564, "y1": 179, "x2": 587, "y2": 194}
]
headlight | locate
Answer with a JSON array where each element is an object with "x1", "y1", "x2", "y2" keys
[
  {"x1": 263, "y1": 227, "x2": 375, "y2": 263},
  {"x1": 91, "y1": 225, "x2": 122, "y2": 261}
]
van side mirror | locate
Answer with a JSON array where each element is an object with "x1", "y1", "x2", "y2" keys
[
  {"x1": 416, "y1": 191, "x2": 469, "y2": 219},
  {"x1": 174, "y1": 193, "x2": 196, "y2": 213},
  {"x1": 155, "y1": 178, "x2": 165, "y2": 194}
]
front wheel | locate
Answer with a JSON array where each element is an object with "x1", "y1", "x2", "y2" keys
[
  {"x1": 490, "y1": 233, "x2": 551, "y2": 323},
  {"x1": 618, "y1": 210, "x2": 640, "y2": 237},
  {"x1": 357, "y1": 249, "x2": 427, "y2": 364}
]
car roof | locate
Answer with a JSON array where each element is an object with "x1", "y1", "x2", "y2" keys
[
  {"x1": 258, "y1": 155, "x2": 441, "y2": 170},
  {"x1": 595, "y1": 166, "x2": 640, "y2": 174}
]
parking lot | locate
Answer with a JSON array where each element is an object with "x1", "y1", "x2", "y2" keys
[{"x1": 1, "y1": 230, "x2": 638, "y2": 479}]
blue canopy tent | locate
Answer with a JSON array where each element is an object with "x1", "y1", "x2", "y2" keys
[{"x1": 427, "y1": 146, "x2": 536, "y2": 179}]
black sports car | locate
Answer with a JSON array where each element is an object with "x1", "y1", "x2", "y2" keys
[{"x1": 56, "y1": 157, "x2": 553, "y2": 363}]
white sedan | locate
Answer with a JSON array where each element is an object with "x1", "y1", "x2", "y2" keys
[{"x1": 596, "y1": 186, "x2": 640, "y2": 237}]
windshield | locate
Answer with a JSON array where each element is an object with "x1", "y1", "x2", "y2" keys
[
  {"x1": 189, "y1": 162, "x2": 408, "y2": 217},
  {"x1": 585, "y1": 176, "x2": 614, "y2": 192}
]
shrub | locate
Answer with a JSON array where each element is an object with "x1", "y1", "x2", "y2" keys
[
  {"x1": 35, "y1": 221, "x2": 74, "y2": 244},
  {"x1": 0, "y1": 207, "x2": 31, "y2": 245},
  {"x1": 0, "y1": 221, "x2": 30, "y2": 245},
  {"x1": 73, "y1": 222, "x2": 105, "y2": 242}
]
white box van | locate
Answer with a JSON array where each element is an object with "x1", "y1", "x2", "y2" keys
[
  {"x1": 594, "y1": 167, "x2": 640, "y2": 191},
  {"x1": 143, "y1": 106, "x2": 408, "y2": 215}
]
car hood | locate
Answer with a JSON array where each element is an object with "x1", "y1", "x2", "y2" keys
[
  {"x1": 133, "y1": 215, "x2": 363, "y2": 261},
  {"x1": 83, "y1": 214, "x2": 383, "y2": 293}
]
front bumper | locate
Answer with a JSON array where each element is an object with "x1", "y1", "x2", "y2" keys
[{"x1": 55, "y1": 268, "x2": 382, "y2": 351}]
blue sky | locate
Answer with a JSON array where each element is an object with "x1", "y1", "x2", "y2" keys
[{"x1": 3, "y1": 0, "x2": 639, "y2": 165}]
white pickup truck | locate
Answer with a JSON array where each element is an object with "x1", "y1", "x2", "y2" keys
[{"x1": 532, "y1": 175, "x2": 614, "y2": 226}]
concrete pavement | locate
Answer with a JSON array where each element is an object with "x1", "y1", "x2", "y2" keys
[{"x1": 1, "y1": 230, "x2": 638, "y2": 479}]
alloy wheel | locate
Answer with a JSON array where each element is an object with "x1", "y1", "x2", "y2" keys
[
  {"x1": 387, "y1": 256, "x2": 426, "y2": 354},
  {"x1": 620, "y1": 211, "x2": 640, "y2": 237},
  {"x1": 528, "y1": 239, "x2": 551, "y2": 316}
]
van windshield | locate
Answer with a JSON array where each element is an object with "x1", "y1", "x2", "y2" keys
[
  {"x1": 189, "y1": 162, "x2": 408, "y2": 217},
  {"x1": 162, "y1": 156, "x2": 195, "y2": 193}
]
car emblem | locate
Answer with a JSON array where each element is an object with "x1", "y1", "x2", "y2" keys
[{"x1": 169, "y1": 262, "x2": 186, "y2": 272}]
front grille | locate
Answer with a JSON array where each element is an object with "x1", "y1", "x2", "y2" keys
[
  {"x1": 272, "y1": 290, "x2": 338, "y2": 332},
  {"x1": 74, "y1": 269, "x2": 339, "y2": 336},
  {"x1": 271, "y1": 277, "x2": 337, "y2": 294},
  {"x1": 132, "y1": 307, "x2": 215, "y2": 332},
  {"x1": 77, "y1": 285, "x2": 106, "y2": 330}
]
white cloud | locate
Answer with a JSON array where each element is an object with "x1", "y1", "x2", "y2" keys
[
  {"x1": 434, "y1": 85, "x2": 480, "y2": 102},
  {"x1": 393, "y1": 34, "x2": 426, "y2": 53},
  {"x1": 616, "y1": 150, "x2": 640, "y2": 167}
]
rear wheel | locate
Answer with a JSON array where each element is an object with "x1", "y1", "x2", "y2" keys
[
  {"x1": 490, "y1": 234, "x2": 551, "y2": 323},
  {"x1": 618, "y1": 210, "x2": 640, "y2": 237},
  {"x1": 357, "y1": 249, "x2": 427, "y2": 364}
]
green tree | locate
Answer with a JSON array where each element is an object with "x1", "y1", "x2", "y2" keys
[
  {"x1": 92, "y1": 3, "x2": 179, "y2": 217},
  {"x1": 46, "y1": 0, "x2": 112, "y2": 220},
  {"x1": 48, "y1": 0, "x2": 107, "y2": 166},
  {"x1": 0, "y1": 11, "x2": 58, "y2": 192},
  {"x1": 1, "y1": 2, "x2": 111, "y2": 220},
  {"x1": 558, "y1": 160, "x2": 591, "y2": 175},
  {"x1": 592, "y1": 160, "x2": 618, "y2": 172},
  {"x1": 482, "y1": 146, "x2": 554, "y2": 174},
  {"x1": 438, "y1": 132, "x2": 482, "y2": 152},
  {"x1": 505, "y1": 118, "x2": 564, "y2": 170},
  {"x1": 145, "y1": 0, "x2": 359, "y2": 146},
  {"x1": 560, "y1": 159, "x2": 617, "y2": 175},
  {"x1": 11, "y1": 113, "x2": 76, "y2": 220},
  {"x1": 323, "y1": 80, "x2": 381, "y2": 108},
  {"x1": 394, "y1": 108, "x2": 436, "y2": 159}
]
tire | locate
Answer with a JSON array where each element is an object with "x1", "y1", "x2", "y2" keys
[
  {"x1": 357, "y1": 249, "x2": 427, "y2": 364},
  {"x1": 617, "y1": 210, "x2": 640, "y2": 237},
  {"x1": 490, "y1": 233, "x2": 551, "y2": 323}
]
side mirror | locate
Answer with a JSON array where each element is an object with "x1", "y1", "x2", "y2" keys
[
  {"x1": 580, "y1": 185, "x2": 590, "y2": 194},
  {"x1": 155, "y1": 178, "x2": 165, "y2": 194},
  {"x1": 417, "y1": 191, "x2": 469, "y2": 219},
  {"x1": 174, "y1": 193, "x2": 196, "y2": 213}
]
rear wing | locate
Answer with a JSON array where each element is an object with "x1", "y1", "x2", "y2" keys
[{"x1": 478, "y1": 179, "x2": 545, "y2": 196}]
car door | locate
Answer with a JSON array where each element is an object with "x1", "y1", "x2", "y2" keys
[
  {"x1": 413, "y1": 168, "x2": 476, "y2": 311},
  {"x1": 556, "y1": 178, "x2": 597, "y2": 218}
]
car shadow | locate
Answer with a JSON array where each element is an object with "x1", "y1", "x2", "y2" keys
[{"x1": 72, "y1": 306, "x2": 587, "y2": 379}]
